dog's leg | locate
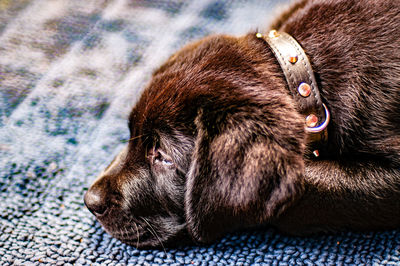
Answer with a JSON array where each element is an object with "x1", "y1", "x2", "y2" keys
[{"x1": 274, "y1": 159, "x2": 400, "y2": 234}]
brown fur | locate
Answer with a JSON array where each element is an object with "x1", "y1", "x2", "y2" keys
[{"x1": 84, "y1": 0, "x2": 400, "y2": 247}]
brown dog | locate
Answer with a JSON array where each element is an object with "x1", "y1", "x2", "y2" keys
[{"x1": 84, "y1": 0, "x2": 400, "y2": 248}]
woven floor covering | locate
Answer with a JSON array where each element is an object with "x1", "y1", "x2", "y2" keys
[{"x1": 0, "y1": 0, "x2": 399, "y2": 265}]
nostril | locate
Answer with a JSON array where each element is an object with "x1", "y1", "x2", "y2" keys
[{"x1": 84, "y1": 187, "x2": 108, "y2": 215}]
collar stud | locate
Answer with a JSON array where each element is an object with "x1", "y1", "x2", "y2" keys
[
  {"x1": 268, "y1": 30, "x2": 280, "y2": 38},
  {"x1": 298, "y1": 82, "x2": 311, "y2": 97},
  {"x1": 288, "y1": 55, "x2": 298, "y2": 64},
  {"x1": 306, "y1": 114, "x2": 319, "y2": 128}
]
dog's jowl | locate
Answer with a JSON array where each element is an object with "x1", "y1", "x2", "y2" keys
[{"x1": 84, "y1": 0, "x2": 400, "y2": 248}]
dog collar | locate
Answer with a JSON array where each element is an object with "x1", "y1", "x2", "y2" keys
[{"x1": 256, "y1": 30, "x2": 330, "y2": 157}]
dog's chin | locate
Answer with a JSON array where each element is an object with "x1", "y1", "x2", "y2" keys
[{"x1": 96, "y1": 212, "x2": 189, "y2": 248}]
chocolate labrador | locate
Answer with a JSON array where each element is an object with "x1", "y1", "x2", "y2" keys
[{"x1": 84, "y1": 0, "x2": 400, "y2": 248}]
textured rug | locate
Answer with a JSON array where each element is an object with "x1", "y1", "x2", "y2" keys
[{"x1": 0, "y1": 0, "x2": 399, "y2": 265}]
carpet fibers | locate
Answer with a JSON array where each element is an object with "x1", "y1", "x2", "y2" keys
[{"x1": 0, "y1": 0, "x2": 399, "y2": 265}]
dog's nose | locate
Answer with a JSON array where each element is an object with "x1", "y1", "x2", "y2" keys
[{"x1": 84, "y1": 185, "x2": 108, "y2": 215}]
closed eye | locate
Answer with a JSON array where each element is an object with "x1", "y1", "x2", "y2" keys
[
  {"x1": 156, "y1": 157, "x2": 174, "y2": 166},
  {"x1": 148, "y1": 148, "x2": 175, "y2": 168},
  {"x1": 154, "y1": 152, "x2": 174, "y2": 166}
]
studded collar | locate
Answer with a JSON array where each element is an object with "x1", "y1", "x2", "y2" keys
[{"x1": 256, "y1": 30, "x2": 330, "y2": 157}]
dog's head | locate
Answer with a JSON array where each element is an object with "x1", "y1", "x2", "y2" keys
[{"x1": 84, "y1": 34, "x2": 306, "y2": 248}]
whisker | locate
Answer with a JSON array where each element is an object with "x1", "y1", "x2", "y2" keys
[
  {"x1": 139, "y1": 223, "x2": 159, "y2": 249},
  {"x1": 141, "y1": 217, "x2": 166, "y2": 255},
  {"x1": 144, "y1": 135, "x2": 152, "y2": 159},
  {"x1": 122, "y1": 224, "x2": 129, "y2": 240},
  {"x1": 144, "y1": 135, "x2": 150, "y2": 145},
  {"x1": 120, "y1": 134, "x2": 148, "y2": 143},
  {"x1": 134, "y1": 222, "x2": 140, "y2": 249}
]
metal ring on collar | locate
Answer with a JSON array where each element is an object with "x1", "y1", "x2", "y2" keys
[{"x1": 306, "y1": 103, "x2": 330, "y2": 133}]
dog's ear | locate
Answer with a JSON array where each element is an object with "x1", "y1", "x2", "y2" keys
[{"x1": 184, "y1": 94, "x2": 306, "y2": 243}]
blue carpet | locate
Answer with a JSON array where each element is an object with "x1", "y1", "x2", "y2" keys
[{"x1": 0, "y1": 0, "x2": 399, "y2": 264}]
